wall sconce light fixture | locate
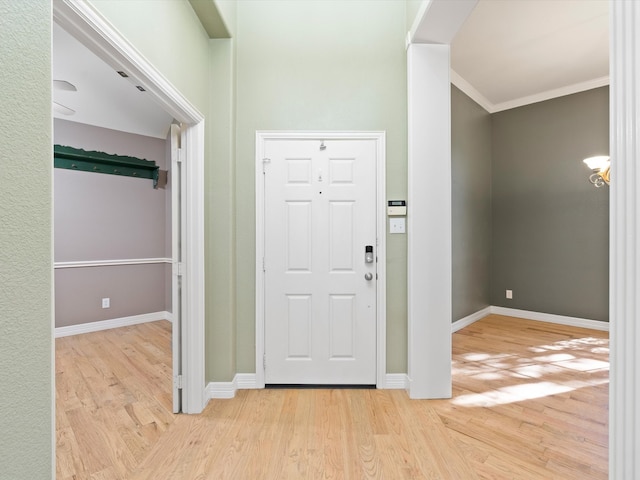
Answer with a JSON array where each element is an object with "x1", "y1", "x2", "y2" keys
[{"x1": 583, "y1": 155, "x2": 610, "y2": 188}]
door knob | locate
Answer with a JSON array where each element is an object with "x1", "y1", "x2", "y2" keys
[{"x1": 364, "y1": 272, "x2": 373, "y2": 281}]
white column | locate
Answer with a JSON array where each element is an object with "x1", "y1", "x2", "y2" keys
[
  {"x1": 407, "y1": 44, "x2": 452, "y2": 399},
  {"x1": 610, "y1": 1, "x2": 640, "y2": 477}
]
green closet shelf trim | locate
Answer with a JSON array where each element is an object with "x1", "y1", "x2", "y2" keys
[{"x1": 54, "y1": 145, "x2": 159, "y2": 188}]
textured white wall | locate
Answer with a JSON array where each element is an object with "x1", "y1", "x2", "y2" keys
[{"x1": 0, "y1": 0, "x2": 53, "y2": 477}]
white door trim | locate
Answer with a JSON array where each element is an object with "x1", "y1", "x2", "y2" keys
[
  {"x1": 53, "y1": 0, "x2": 206, "y2": 414},
  {"x1": 255, "y1": 131, "x2": 386, "y2": 388},
  {"x1": 610, "y1": 1, "x2": 639, "y2": 477}
]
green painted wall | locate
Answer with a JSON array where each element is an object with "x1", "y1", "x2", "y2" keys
[
  {"x1": 451, "y1": 85, "x2": 492, "y2": 321},
  {"x1": 88, "y1": 0, "x2": 210, "y2": 113},
  {"x1": 491, "y1": 87, "x2": 609, "y2": 321},
  {"x1": 207, "y1": 36, "x2": 237, "y2": 381},
  {"x1": 0, "y1": 0, "x2": 53, "y2": 477},
  {"x1": 90, "y1": 0, "x2": 240, "y2": 381},
  {"x1": 214, "y1": 0, "x2": 237, "y2": 37},
  {"x1": 234, "y1": 0, "x2": 408, "y2": 373}
]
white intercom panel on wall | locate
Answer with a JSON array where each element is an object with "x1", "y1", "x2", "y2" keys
[
  {"x1": 387, "y1": 200, "x2": 407, "y2": 216},
  {"x1": 387, "y1": 200, "x2": 406, "y2": 234}
]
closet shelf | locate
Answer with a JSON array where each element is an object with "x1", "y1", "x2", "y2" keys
[{"x1": 54, "y1": 145, "x2": 159, "y2": 188}]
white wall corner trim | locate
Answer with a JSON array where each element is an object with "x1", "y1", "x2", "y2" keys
[
  {"x1": 407, "y1": 44, "x2": 452, "y2": 400},
  {"x1": 610, "y1": 2, "x2": 640, "y2": 478},
  {"x1": 54, "y1": 311, "x2": 172, "y2": 338},
  {"x1": 452, "y1": 306, "x2": 492, "y2": 333},
  {"x1": 489, "y1": 307, "x2": 609, "y2": 332}
]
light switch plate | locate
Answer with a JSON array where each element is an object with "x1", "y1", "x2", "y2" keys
[{"x1": 390, "y1": 217, "x2": 406, "y2": 234}]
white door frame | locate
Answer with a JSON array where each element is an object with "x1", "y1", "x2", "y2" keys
[
  {"x1": 255, "y1": 131, "x2": 387, "y2": 388},
  {"x1": 610, "y1": 1, "x2": 640, "y2": 477},
  {"x1": 53, "y1": 0, "x2": 206, "y2": 414}
]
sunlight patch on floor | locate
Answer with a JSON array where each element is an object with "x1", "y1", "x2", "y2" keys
[
  {"x1": 453, "y1": 334, "x2": 610, "y2": 408},
  {"x1": 554, "y1": 358, "x2": 609, "y2": 371},
  {"x1": 452, "y1": 378, "x2": 610, "y2": 408},
  {"x1": 532, "y1": 353, "x2": 575, "y2": 363}
]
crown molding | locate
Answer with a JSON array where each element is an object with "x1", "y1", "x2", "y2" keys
[{"x1": 451, "y1": 69, "x2": 610, "y2": 113}]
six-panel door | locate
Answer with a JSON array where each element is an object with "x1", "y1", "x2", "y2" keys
[{"x1": 263, "y1": 138, "x2": 377, "y2": 384}]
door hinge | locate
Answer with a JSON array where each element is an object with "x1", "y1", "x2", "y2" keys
[
  {"x1": 262, "y1": 257, "x2": 266, "y2": 272},
  {"x1": 262, "y1": 158, "x2": 271, "y2": 172},
  {"x1": 263, "y1": 354, "x2": 267, "y2": 370},
  {"x1": 176, "y1": 375, "x2": 183, "y2": 389},
  {"x1": 177, "y1": 262, "x2": 184, "y2": 277},
  {"x1": 177, "y1": 147, "x2": 185, "y2": 163}
]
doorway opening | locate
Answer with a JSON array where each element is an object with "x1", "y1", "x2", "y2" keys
[{"x1": 53, "y1": 0, "x2": 205, "y2": 414}]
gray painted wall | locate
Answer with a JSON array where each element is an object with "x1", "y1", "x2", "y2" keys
[
  {"x1": 491, "y1": 87, "x2": 609, "y2": 321},
  {"x1": 55, "y1": 264, "x2": 168, "y2": 325},
  {"x1": 54, "y1": 119, "x2": 170, "y2": 327},
  {"x1": 0, "y1": 0, "x2": 53, "y2": 476},
  {"x1": 451, "y1": 85, "x2": 492, "y2": 321}
]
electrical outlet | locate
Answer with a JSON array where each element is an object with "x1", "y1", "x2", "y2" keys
[
  {"x1": 102, "y1": 297, "x2": 110, "y2": 308},
  {"x1": 505, "y1": 290, "x2": 513, "y2": 299}
]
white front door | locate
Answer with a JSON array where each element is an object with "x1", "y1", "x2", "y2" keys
[{"x1": 262, "y1": 136, "x2": 378, "y2": 384}]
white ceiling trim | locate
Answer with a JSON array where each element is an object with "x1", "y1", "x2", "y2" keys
[
  {"x1": 451, "y1": 69, "x2": 610, "y2": 114},
  {"x1": 409, "y1": 0, "x2": 478, "y2": 45},
  {"x1": 450, "y1": 69, "x2": 493, "y2": 112}
]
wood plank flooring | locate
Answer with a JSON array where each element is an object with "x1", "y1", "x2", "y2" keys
[
  {"x1": 55, "y1": 321, "x2": 175, "y2": 480},
  {"x1": 56, "y1": 315, "x2": 609, "y2": 479}
]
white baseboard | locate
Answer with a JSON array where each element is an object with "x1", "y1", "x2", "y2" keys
[
  {"x1": 452, "y1": 306, "x2": 492, "y2": 333},
  {"x1": 383, "y1": 373, "x2": 409, "y2": 389},
  {"x1": 450, "y1": 305, "x2": 609, "y2": 333},
  {"x1": 206, "y1": 379, "x2": 237, "y2": 399},
  {"x1": 204, "y1": 308, "x2": 607, "y2": 399},
  {"x1": 54, "y1": 311, "x2": 172, "y2": 338},
  {"x1": 490, "y1": 306, "x2": 609, "y2": 332},
  {"x1": 236, "y1": 373, "x2": 258, "y2": 389},
  {"x1": 206, "y1": 373, "x2": 258, "y2": 400},
  {"x1": 206, "y1": 373, "x2": 407, "y2": 398}
]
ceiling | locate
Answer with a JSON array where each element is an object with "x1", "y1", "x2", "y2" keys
[
  {"x1": 451, "y1": 0, "x2": 609, "y2": 112},
  {"x1": 52, "y1": 0, "x2": 609, "y2": 136},
  {"x1": 52, "y1": 22, "x2": 173, "y2": 139}
]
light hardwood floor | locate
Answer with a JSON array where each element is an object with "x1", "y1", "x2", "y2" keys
[
  {"x1": 56, "y1": 315, "x2": 608, "y2": 479},
  {"x1": 55, "y1": 321, "x2": 175, "y2": 480}
]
